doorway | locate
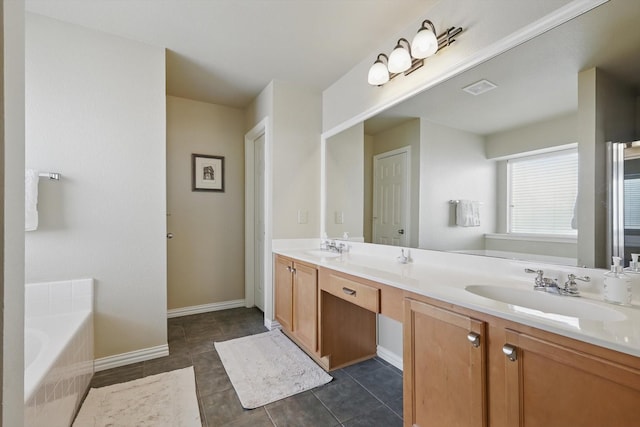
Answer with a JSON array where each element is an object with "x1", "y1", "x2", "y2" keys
[
  {"x1": 245, "y1": 120, "x2": 269, "y2": 312},
  {"x1": 372, "y1": 147, "x2": 411, "y2": 247}
]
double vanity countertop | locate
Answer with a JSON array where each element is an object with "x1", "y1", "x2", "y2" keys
[{"x1": 274, "y1": 245, "x2": 640, "y2": 359}]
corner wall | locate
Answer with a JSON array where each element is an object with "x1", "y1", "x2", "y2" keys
[
  {"x1": 25, "y1": 14, "x2": 167, "y2": 358},
  {"x1": 166, "y1": 96, "x2": 245, "y2": 309},
  {"x1": 3, "y1": 0, "x2": 25, "y2": 424}
]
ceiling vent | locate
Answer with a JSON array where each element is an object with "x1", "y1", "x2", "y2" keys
[{"x1": 462, "y1": 79, "x2": 497, "y2": 96}]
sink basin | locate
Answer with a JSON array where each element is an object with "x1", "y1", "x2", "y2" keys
[
  {"x1": 304, "y1": 250, "x2": 341, "y2": 259},
  {"x1": 465, "y1": 285, "x2": 626, "y2": 322}
]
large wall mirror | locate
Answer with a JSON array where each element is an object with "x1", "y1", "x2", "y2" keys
[{"x1": 323, "y1": 1, "x2": 640, "y2": 269}]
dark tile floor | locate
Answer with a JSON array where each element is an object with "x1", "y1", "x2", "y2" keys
[{"x1": 88, "y1": 307, "x2": 404, "y2": 427}]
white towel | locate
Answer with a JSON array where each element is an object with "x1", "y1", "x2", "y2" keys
[
  {"x1": 25, "y1": 169, "x2": 39, "y2": 231},
  {"x1": 456, "y1": 200, "x2": 480, "y2": 227}
]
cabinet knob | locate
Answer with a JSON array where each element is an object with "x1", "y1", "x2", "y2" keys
[
  {"x1": 286, "y1": 266, "x2": 292, "y2": 272},
  {"x1": 467, "y1": 332, "x2": 481, "y2": 348},
  {"x1": 502, "y1": 344, "x2": 518, "y2": 362},
  {"x1": 166, "y1": 233, "x2": 174, "y2": 239}
]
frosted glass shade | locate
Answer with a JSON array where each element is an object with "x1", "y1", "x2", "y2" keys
[
  {"x1": 388, "y1": 45, "x2": 411, "y2": 73},
  {"x1": 368, "y1": 60, "x2": 389, "y2": 85},
  {"x1": 411, "y1": 28, "x2": 438, "y2": 58}
]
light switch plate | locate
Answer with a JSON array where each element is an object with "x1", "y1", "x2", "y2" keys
[
  {"x1": 297, "y1": 209, "x2": 308, "y2": 224},
  {"x1": 335, "y1": 211, "x2": 344, "y2": 224}
]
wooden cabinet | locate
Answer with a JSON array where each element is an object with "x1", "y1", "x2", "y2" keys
[
  {"x1": 274, "y1": 255, "x2": 318, "y2": 354},
  {"x1": 319, "y1": 268, "x2": 378, "y2": 369},
  {"x1": 404, "y1": 296, "x2": 640, "y2": 427},
  {"x1": 502, "y1": 329, "x2": 640, "y2": 427},
  {"x1": 274, "y1": 255, "x2": 294, "y2": 332},
  {"x1": 403, "y1": 298, "x2": 487, "y2": 427}
]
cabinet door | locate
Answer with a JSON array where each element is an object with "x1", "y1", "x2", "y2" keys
[
  {"x1": 503, "y1": 329, "x2": 640, "y2": 427},
  {"x1": 293, "y1": 262, "x2": 318, "y2": 352},
  {"x1": 404, "y1": 298, "x2": 487, "y2": 427},
  {"x1": 274, "y1": 256, "x2": 293, "y2": 332}
]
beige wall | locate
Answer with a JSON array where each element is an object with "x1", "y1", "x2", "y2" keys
[
  {"x1": 3, "y1": 0, "x2": 25, "y2": 424},
  {"x1": 25, "y1": 14, "x2": 167, "y2": 359},
  {"x1": 166, "y1": 96, "x2": 245, "y2": 309},
  {"x1": 485, "y1": 112, "x2": 578, "y2": 159}
]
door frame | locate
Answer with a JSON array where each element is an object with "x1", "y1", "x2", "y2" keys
[
  {"x1": 244, "y1": 118, "x2": 272, "y2": 318},
  {"x1": 372, "y1": 146, "x2": 411, "y2": 247}
]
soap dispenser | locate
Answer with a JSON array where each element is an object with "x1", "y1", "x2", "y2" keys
[
  {"x1": 604, "y1": 256, "x2": 632, "y2": 305},
  {"x1": 624, "y1": 253, "x2": 640, "y2": 295}
]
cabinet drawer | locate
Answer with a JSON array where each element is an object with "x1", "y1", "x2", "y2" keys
[{"x1": 321, "y1": 271, "x2": 380, "y2": 313}]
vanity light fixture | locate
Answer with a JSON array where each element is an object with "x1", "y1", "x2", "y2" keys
[{"x1": 367, "y1": 19, "x2": 463, "y2": 86}]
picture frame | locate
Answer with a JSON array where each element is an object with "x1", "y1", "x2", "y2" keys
[{"x1": 192, "y1": 154, "x2": 224, "y2": 192}]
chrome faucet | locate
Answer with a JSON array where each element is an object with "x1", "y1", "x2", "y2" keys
[
  {"x1": 525, "y1": 268, "x2": 590, "y2": 296},
  {"x1": 323, "y1": 240, "x2": 346, "y2": 253}
]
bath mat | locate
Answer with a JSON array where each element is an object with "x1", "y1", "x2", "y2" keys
[
  {"x1": 73, "y1": 366, "x2": 201, "y2": 427},
  {"x1": 214, "y1": 329, "x2": 332, "y2": 409}
]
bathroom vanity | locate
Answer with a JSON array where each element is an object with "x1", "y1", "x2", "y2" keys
[{"x1": 273, "y1": 246, "x2": 640, "y2": 427}]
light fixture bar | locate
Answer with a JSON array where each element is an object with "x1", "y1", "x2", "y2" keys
[{"x1": 367, "y1": 22, "x2": 464, "y2": 86}]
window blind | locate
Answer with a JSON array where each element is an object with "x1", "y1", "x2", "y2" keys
[
  {"x1": 624, "y1": 177, "x2": 640, "y2": 229},
  {"x1": 508, "y1": 149, "x2": 578, "y2": 235}
]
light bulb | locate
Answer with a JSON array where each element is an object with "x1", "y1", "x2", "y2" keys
[
  {"x1": 388, "y1": 43, "x2": 411, "y2": 74},
  {"x1": 367, "y1": 60, "x2": 389, "y2": 86},
  {"x1": 411, "y1": 27, "x2": 438, "y2": 58}
]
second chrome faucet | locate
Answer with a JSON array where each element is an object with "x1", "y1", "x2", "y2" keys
[{"x1": 525, "y1": 268, "x2": 590, "y2": 296}]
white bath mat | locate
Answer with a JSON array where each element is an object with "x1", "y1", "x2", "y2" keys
[
  {"x1": 73, "y1": 367, "x2": 201, "y2": 427},
  {"x1": 214, "y1": 329, "x2": 332, "y2": 409}
]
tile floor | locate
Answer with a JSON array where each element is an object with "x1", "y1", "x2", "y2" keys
[{"x1": 88, "y1": 307, "x2": 404, "y2": 427}]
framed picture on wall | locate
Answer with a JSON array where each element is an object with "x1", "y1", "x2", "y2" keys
[{"x1": 192, "y1": 154, "x2": 225, "y2": 192}]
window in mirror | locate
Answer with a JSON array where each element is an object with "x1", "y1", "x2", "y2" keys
[
  {"x1": 508, "y1": 148, "x2": 578, "y2": 236},
  {"x1": 624, "y1": 177, "x2": 640, "y2": 230}
]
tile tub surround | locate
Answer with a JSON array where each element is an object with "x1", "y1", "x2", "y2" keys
[
  {"x1": 273, "y1": 240, "x2": 640, "y2": 358},
  {"x1": 88, "y1": 307, "x2": 402, "y2": 427},
  {"x1": 24, "y1": 278, "x2": 94, "y2": 427}
]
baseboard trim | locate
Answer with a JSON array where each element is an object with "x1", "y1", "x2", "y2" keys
[
  {"x1": 167, "y1": 299, "x2": 246, "y2": 318},
  {"x1": 265, "y1": 318, "x2": 281, "y2": 330},
  {"x1": 377, "y1": 345, "x2": 403, "y2": 371},
  {"x1": 94, "y1": 344, "x2": 169, "y2": 372}
]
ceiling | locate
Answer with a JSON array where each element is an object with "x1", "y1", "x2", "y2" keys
[
  {"x1": 25, "y1": 0, "x2": 435, "y2": 108},
  {"x1": 365, "y1": 0, "x2": 640, "y2": 136}
]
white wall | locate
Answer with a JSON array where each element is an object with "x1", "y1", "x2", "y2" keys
[
  {"x1": 419, "y1": 120, "x2": 496, "y2": 251},
  {"x1": 272, "y1": 81, "x2": 322, "y2": 239},
  {"x1": 322, "y1": 0, "x2": 582, "y2": 133},
  {"x1": 3, "y1": 0, "x2": 26, "y2": 424},
  {"x1": 245, "y1": 80, "x2": 321, "y2": 323},
  {"x1": 25, "y1": 14, "x2": 167, "y2": 358},
  {"x1": 326, "y1": 123, "x2": 364, "y2": 239},
  {"x1": 166, "y1": 96, "x2": 245, "y2": 309}
]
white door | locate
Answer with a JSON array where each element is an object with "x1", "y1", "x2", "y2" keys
[
  {"x1": 373, "y1": 148, "x2": 410, "y2": 246},
  {"x1": 253, "y1": 134, "x2": 266, "y2": 310}
]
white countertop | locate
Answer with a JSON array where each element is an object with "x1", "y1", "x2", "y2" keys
[{"x1": 274, "y1": 244, "x2": 640, "y2": 359}]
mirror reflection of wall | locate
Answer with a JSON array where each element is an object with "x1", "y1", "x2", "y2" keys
[
  {"x1": 325, "y1": 123, "x2": 364, "y2": 240},
  {"x1": 323, "y1": 0, "x2": 640, "y2": 268}
]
